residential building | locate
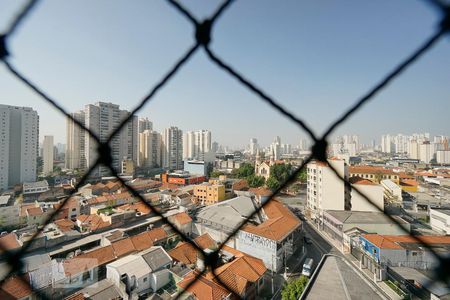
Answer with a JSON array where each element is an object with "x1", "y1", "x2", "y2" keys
[
  {"x1": 306, "y1": 158, "x2": 350, "y2": 220},
  {"x1": 437, "y1": 150, "x2": 450, "y2": 164},
  {"x1": 381, "y1": 134, "x2": 394, "y2": 153},
  {"x1": 65, "y1": 110, "x2": 86, "y2": 170},
  {"x1": 106, "y1": 246, "x2": 172, "y2": 298},
  {"x1": 161, "y1": 171, "x2": 206, "y2": 186},
  {"x1": 419, "y1": 142, "x2": 436, "y2": 163},
  {"x1": 183, "y1": 129, "x2": 212, "y2": 160},
  {"x1": 195, "y1": 195, "x2": 302, "y2": 272},
  {"x1": 162, "y1": 126, "x2": 183, "y2": 170},
  {"x1": 43, "y1": 135, "x2": 54, "y2": 175},
  {"x1": 0, "y1": 195, "x2": 20, "y2": 228},
  {"x1": 0, "y1": 104, "x2": 39, "y2": 191},
  {"x1": 138, "y1": 130, "x2": 161, "y2": 168},
  {"x1": 430, "y1": 208, "x2": 450, "y2": 234},
  {"x1": 349, "y1": 177, "x2": 384, "y2": 212},
  {"x1": 380, "y1": 179, "x2": 402, "y2": 203},
  {"x1": 193, "y1": 182, "x2": 225, "y2": 205},
  {"x1": 138, "y1": 117, "x2": 153, "y2": 133},
  {"x1": 167, "y1": 212, "x2": 193, "y2": 237}
]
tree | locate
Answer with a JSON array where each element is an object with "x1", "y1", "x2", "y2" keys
[
  {"x1": 247, "y1": 175, "x2": 265, "y2": 188},
  {"x1": 281, "y1": 275, "x2": 309, "y2": 300},
  {"x1": 297, "y1": 168, "x2": 307, "y2": 183},
  {"x1": 209, "y1": 170, "x2": 224, "y2": 178},
  {"x1": 231, "y1": 163, "x2": 254, "y2": 179},
  {"x1": 266, "y1": 176, "x2": 281, "y2": 191}
]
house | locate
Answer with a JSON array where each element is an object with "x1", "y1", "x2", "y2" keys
[
  {"x1": 0, "y1": 274, "x2": 34, "y2": 300},
  {"x1": 168, "y1": 212, "x2": 193, "y2": 237},
  {"x1": 106, "y1": 246, "x2": 172, "y2": 298},
  {"x1": 178, "y1": 270, "x2": 233, "y2": 300},
  {"x1": 357, "y1": 234, "x2": 450, "y2": 281}
]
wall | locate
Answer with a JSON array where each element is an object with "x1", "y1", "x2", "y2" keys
[
  {"x1": 429, "y1": 209, "x2": 450, "y2": 234},
  {"x1": 351, "y1": 184, "x2": 384, "y2": 212}
]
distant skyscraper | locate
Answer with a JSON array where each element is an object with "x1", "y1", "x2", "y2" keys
[
  {"x1": 0, "y1": 104, "x2": 39, "y2": 190},
  {"x1": 211, "y1": 141, "x2": 219, "y2": 153},
  {"x1": 139, "y1": 130, "x2": 162, "y2": 168},
  {"x1": 163, "y1": 126, "x2": 183, "y2": 170},
  {"x1": 299, "y1": 139, "x2": 308, "y2": 151},
  {"x1": 65, "y1": 111, "x2": 86, "y2": 170},
  {"x1": 43, "y1": 135, "x2": 54, "y2": 175},
  {"x1": 381, "y1": 134, "x2": 394, "y2": 153},
  {"x1": 184, "y1": 130, "x2": 212, "y2": 160},
  {"x1": 66, "y1": 102, "x2": 138, "y2": 177},
  {"x1": 249, "y1": 138, "x2": 258, "y2": 155}
]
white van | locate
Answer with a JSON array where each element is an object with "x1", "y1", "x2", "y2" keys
[{"x1": 301, "y1": 258, "x2": 314, "y2": 277}]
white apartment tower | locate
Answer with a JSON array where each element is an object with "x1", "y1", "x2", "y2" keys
[
  {"x1": 306, "y1": 158, "x2": 350, "y2": 220},
  {"x1": 42, "y1": 135, "x2": 54, "y2": 175},
  {"x1": 139, "y1": 130, "x2": 162, "y2": 168},
  {"x1": 249, "y1": 138, "x2": 258, "y2": 156},
  {"x1": 163, "y1": 126, "x2": 183, "y2": 170},
  {"x1": 183, "y1": 130, "x2": 212, "y2": 160},
  {"x1": 66, "y1": 102, "x2": 138, "y2": 177},
  {"x1": 0, "y1": 105, "x2": 39, "y2": 191},
  {"x1": 65, "y1": 111, "x2": 86, "y2": 170},
  {"x1": 381, "y1": 135, "x2": 394, "y2": 153}
]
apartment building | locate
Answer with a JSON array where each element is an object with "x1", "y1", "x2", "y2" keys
[
  {"x1": 65, "y1": 111, "x2": 86, "y2": 170},
  {"x1": 66, "y1": 102, "x2": 138, "y2": 177},
  {"x1": 0, "y1": 104, "x2": 39, "y2": 191},
  {"x1": 193, "y1": 182, "x2": 225, "y2": 205},
  {"x1": 306, "y1": 158, "x2": 350, "y2": 220},
  {"x1": 349, "y1": 177, "x2": 384, "y2": 212},
  {"x1": 162, "y1": 126, "x2": 183, "y2": 170},
  {"x1": 349, "y1": 165, "x2": 400, "y2": 184},
  {"x1": 138, "y1": 130, "x2": 161, "y2": 168},
  {"x1": 183, "y1": 129, "x2": 212, "y2": 160},
  {"x1": 43, "y1": 135, "x2": 54, "y2": 175}
]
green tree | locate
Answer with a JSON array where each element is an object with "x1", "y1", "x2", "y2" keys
[
  {"x1": 209, "y1": 170, "x2": 224, "y2": 178},
  {"x1": 266, "y1": 176, "x2": 281, "y2": 191},
  {"x1": 281, "y1": 276, "x2": 309, "y2": 300},
  {"x1": 231, "y1": 163, "x2": 254, "y2": 179},
  {"x1": 247, "y1": 175, "x2": 265, "y2": 188},
  {"x1": 297, "y1": 168, "x2": 307, "y2": 183}
]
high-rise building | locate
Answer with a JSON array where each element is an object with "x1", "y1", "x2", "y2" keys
[
  {"x1": 249, "y1": 138, "x2": 258, "y2": 156},
  {"x1": 65, "y1": 111, "x2": 86, "y2": 170},
  {"x1": 306, "y1": 158, "x2": 350, "y2": 220},
  {"x1": 138, "y1": 130, "x2": 162, "y2": 168},
  {"x1": 43, "y1": 135, "x2": 54, "y2": 175},
  {"x1": 419, "y1": 142, "x2": 436, "y2": 163},
  {"x1": 299, "y1": 138, "x2": 308, "y2": 151},
  {"x1": 138, "y1": 117, "x2": 153, "y2": 133},
  {"x1": 381, "y1": 134, "x2": 394, "y2": 153},
  {"x1": 183, "y1": 130, "x2": 212, "y2": 160},
  {"x1": 66, "y1": 102, "x2": 138, "y2": 177},
  {"x1": 163, "y1": 126, "x2": 183, "y2": 170},
  {"x1": 0, "y1": 104, "x2": 39, "y2": 191}
]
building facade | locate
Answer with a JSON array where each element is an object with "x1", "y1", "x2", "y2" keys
[
  {"x1": 43, "y1": 135, "x2": 54, "y2": 175},
  {"x1": 138, "y1": 130, "x2": 161, "y2": 168},
  {"x1": 0, "y1": 104, "x2": 39, "y2": 190},
  {"x1": 65, "y1": 111, "x2": 86, "y2": 170},
  {"x1": 162, "y1": 127, "x2": 183, "y2": 170},
  {"x1": 183, "y1": 129, "x2": 212, "y2": 160}
]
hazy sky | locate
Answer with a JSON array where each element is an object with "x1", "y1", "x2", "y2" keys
[{"x1": 0, "y1": 0, "x2": 449, "y2": 148}]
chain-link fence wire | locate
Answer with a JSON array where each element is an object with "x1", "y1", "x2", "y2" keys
[{"x1": 0, "y1": 0, "x2": 449, "y2": 298}]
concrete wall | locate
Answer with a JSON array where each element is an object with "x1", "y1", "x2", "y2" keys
[
  {"x1": 430, "y1": 209, "x2": 450, "y2": 235},
  {"x1": 351, "y1": 184, "x2": 384, "y2": 212}
]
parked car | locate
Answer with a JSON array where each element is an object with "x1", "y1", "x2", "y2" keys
[{"x1": 302, "y1": 258, "x2": 314, "y2": 277}]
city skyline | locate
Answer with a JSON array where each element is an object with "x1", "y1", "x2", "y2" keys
[{"x1": 1, "y1": 0, "x2": 449, "y2": 147}]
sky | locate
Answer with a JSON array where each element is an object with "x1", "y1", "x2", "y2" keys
[{"x1": 0, "y1": 0, "x2": 449, "y2": 148}]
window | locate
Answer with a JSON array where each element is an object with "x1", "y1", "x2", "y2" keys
[{"x1": 143, "y1": 277, "x2": 148, "y2": 282}]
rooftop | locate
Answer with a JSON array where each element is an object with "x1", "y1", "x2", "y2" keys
[
  {"x1": 325, "y1": 210, "x2": 408, "y2": 225},
  {"x1": 23, "y1": 180, "x2": 49, "y2": 189},
  {"x1": 362, "y1": 234, "x2": 450, "y2": 250}
]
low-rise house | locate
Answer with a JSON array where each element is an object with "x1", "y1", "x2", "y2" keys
[
  {"x1": 168, "y1": 212, "x2": 193, "y2": 237},
  {"x1": 357, "y1": 234, "x2": 450, "y2": 280},
  {"x1": 0, "y1": 274, "x2": 34, "y2": 300},
  {"x1": 0, "y1": 195, "x2": 20, "y2": 228},
  {"x1": 23, "y1": 180, "x2": 50, "y2": 202},
  {"x1": 430, "y1": 208, "x2": 450, "y2": 234},
  {"x1": 321, "y1": 210, "x2": 411, "y2": 253},
  {"x1": 106, "y1": 246, "x2": 172, "y2": 298},
  {"x1": 193, "y1": 183, "x2": 225, "y2": 206},
  {"x1": 64, "y1": 278, "x2": 126, "y2": 300},
  {"x1": 178, "y1": 270, "x2": 233, "y2": 300},
  {"x1": 0, "y1": 232, "x2": 21, "y2": 257}
]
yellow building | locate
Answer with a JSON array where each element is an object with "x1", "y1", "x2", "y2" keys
[{"x1": 194, "y1": 183, "x2": 225, "y2": 205}]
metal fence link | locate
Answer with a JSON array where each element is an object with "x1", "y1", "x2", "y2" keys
[{"x1": 0, "y1": 0, "x2": 449, "y2": 299}]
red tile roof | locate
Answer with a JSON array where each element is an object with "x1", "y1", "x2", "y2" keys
[
  {"x1": 194, "y1": 233, "x2": 217, "y2": 250},
  {"x1": 112, "y1": 238, "x2": 136, "y2": 257},
  {"x1": 170, "y1": 212, "x2": 192, "y2": 225},
  {"x1": 147, "y1": 227, "x2": 168, "y2": 243},
  {"x1": 241, "y1": 199, "x2": 301, "y2": 241},
  {"x1": 349, "y1": 166, "x2": 397, "y2": 175},
  {"x1": 178, "y1": 270, "x2": 233, "y2": 300},
  {"x1": 349, "y1": 176, "x2": 377, "y2": 185},
  {"x1": 63, "y1": 245, "x2": 115, "y2": 276},
  {"x1": 0, "y1": 274, "x2": 32, "y2": 300},
  {"x1": 26, "y1": 207, "x2": 43, "y2": 216},
  {"x1": 0, "y1": 233, "x2": 21, "y2": 253},
  {"x1": 168, "y1": 242, "x2": 198, "y2": 265},
  {"x1": 130, "y1": 232, "x2": 153, "y2": 251},
  {"x1": 54, "y1": 219, "x2": 76, "y2": 232},
  {"x1": 363, "y1": 234, "x2": 450, "y2": 250}
]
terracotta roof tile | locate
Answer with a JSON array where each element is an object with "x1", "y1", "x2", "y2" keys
[
  {"x1": 0, "y1": 274, "x2": 32, "y2": 300},
  {"x1": 178, "y1": 271, "x2": 233, "y2": 300},
  {"x1": 349, "y1": 176, "x2": 378, "y2": 185},
  {"x1": 112, "y1": 238, "x2": 136, "y2": 257},
  {"x1": 146, "y1": 227, "x2": 168, "y2": 243},
  {"x1": 0, "y1": 233, "x2": 21, "y2": 253},
  {"x1": 130, "y1": 232, "x2": 153, "y2": 251},
  {"x1": 26, "y1": 207, "x2": 43, "y2": 216},
  {"x1": 362, "y1": 234, "x2": 450, "y2": 250},
  {"x1": 194, "y1": 233, "x2": 217, "y2": 250},
  {"x1": 54, "y1": 219, "x2": 76, "y2": 232},
  {"x1": 170, "y1": 212, "x2": 192, "y2": 225},
  {"x1": 63, "y1": 245, "x2": 115, "y2": 276},
  {"x1": 168, "y1": 242, "x2": 198, "y2": 265}
]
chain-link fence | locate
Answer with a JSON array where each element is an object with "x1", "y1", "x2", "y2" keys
[{"x1": 0, "y1": 0, "x2": 449, "y2": 299}]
